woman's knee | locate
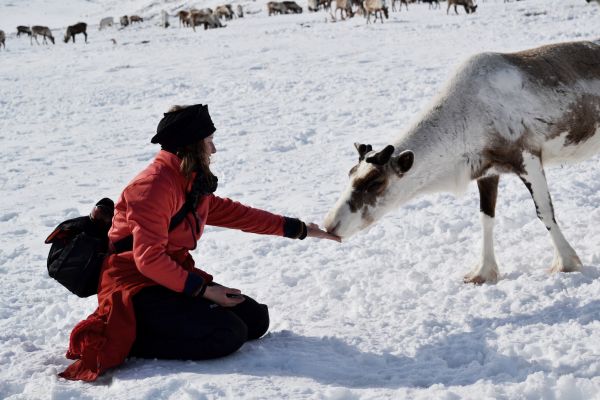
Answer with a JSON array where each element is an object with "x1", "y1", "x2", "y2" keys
[
  {"x1": 206, "y1": 314, "x2": 249, "y2": 358},
  {"x1": 246, "y1": 303, "x2": 269, "y2": 340}
]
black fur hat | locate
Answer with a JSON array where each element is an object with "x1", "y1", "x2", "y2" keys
[{"x1": 151, "y1": 104, "x2": 216, "y2": 149}]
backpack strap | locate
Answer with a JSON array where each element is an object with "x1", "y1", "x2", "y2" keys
[
  {"x1": 111, "y1": 202, "x2": 195, "y2": 254},
  {"x1": 112, "y1": 171, "x2": 206, "y2": 255}
]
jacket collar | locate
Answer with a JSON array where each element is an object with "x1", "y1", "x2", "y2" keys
[
  {"x1": 155, "y1": 149, "x2": 181, "y2": 168},
  {"x1": 154, "y1": 150, "x2": 193, "y2": 192}
]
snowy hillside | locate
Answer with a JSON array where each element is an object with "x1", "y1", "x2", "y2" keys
[{"x1": 1, "y1": 0, "x2": 600, "y2": 398}]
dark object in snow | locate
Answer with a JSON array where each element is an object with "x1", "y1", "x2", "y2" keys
[{"x1": 45, "y1": 198, "x2": 114, "y2": 297}]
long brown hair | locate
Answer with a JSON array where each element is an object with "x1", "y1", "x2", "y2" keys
[{"x1": 167, "y1": 105, "x2": 216, "y2": 183}]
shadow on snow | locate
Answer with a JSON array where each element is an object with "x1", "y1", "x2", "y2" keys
[{"x1": 113, "y1": 298, "x2": 599, "y2": 388}]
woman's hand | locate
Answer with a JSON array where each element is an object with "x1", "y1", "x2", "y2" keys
[
  {"x1": 203, "y1": 285, "x2": 246, "y2": 307},
  {"x1": 306, "y1": 223, "x2": 342, "y2": 242}
]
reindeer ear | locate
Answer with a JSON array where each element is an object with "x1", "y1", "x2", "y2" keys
[
  {"x1": 366, "y1": 145, "x2": 395, "y2": 165},
  {"x1": 354, "y1": 143, "x2": 373, "y2": 161},
  {"x1": 391, "y1": 150, "x2": 414, "y2": 175}
]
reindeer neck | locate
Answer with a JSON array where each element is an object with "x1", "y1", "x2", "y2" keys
[{"x1": 394, "y1": 100, "x2": 477, "y2": 196}]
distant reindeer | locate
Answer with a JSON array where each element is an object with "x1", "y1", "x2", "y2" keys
[
  {"x1": 129, "y1": 15, "x2": 144, "y2": 24},
  {"x1": 226, "y1": 4, "x2": 236, "y2": 17},
  {"x1": 364, "y1": 0, "x2": 389, "y2": 22},
  {"x1": 267, "y1": 1, "x2": 286, "y2": 15},
  {"x1": 178, "y1": 10, "x2": 190, "y2": 26},
  {"x1": 31, "y1": 26, "x2": 55, "y2": 45},
  {"x1": 17, "y1": 25, "x2": 32, "y2": 37},
  {"x1": 190, "y1": 10, "x2": 223, "y2": 30},
  {"x1": 447, "y1": 0, "x2": 478, "y2": 14},
  {"x1": 0, "y1": 30, "x2": 5, "y2": 50},
  {"x1": 64, "y1": 22, "x2": 87, "y2": 43},
  {"x1": 237, "y1": 4, "x2": 244, "y2": 17},
  {"x1": 282, "y1": 1, "x2": 303, "y2": 13},
  {"x1": 215, "y1": 5, "x2": 235, "y2": 20},
  {"x1": 335, "y1": 0, "x2": 354, "y2": 20},
  {"x1": 392, "y1": 0, "x2": 409, "y2": 11},
  {"x1": 308, "y1": 0, "x2": 332, "y2": 11},
  {"x1": 421, "y1": 0, "x2": 440, "y2": 9},
  {"x1": 99, "y1": 17, "x2": 113, "y2": 30},
  {"x1": 352, "y1": 0, "x2": 366, "y2": 16},
  {"x1": 120, "y1": 15, "x2": 129, "y2": 27}
]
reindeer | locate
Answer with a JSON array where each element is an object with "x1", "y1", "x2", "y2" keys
[
  {"x1": 352, "y1": 0, "x2": 367, "y2": 16},
  {"x1": 0, "y1": 30, "x2": 5, "y2": 50},
  {"x1": 282, "y1": 1, "x2": 303, "y2": 13},
  {"x1": 267, "y1": 2, "x2": 286, "y2": 15},
  {"x1": 214, "y1": 5, "x2": 235, "y2": 20},
  {"x1": 447, "y1": 0, "x2": 477, "y2": 14},
  {"x1": 190, "y1": 11, "x2": 223, "y2": 30},
  {"x1": 335, "y1": 0, "x2": 354, "y2": 20},
  {"x1": 364, "y1": 0, "x2": 389, "y2": 23},
  {"x1": 129, "y1": 15, "x2": 144, "y2": 24},
  {"x1": 226, "y1": 4, "x2": 236, "y2": 17},
  {"x1": 237, "y1": 4, "x2": 244, "y2": 17},
  {"x1": 178, "y1": 11, "x2": 190, "y2": 27},
  {"x1": 309, "y1": 0, "x2": 332, "y2": 11},
  {"x1": 31, "y1": 26, "x2": 55, "y2": 44},
  {"x1": 64, "y1": 22, "x2": 87, "y2": 43},
  {"x1": 421, "y1": 0, "x2": 440, "y2": 9},
  {"x1": 324, "y1": 41, "x2": 600, "y2": 284},
  {"x1": 392, "y1": 0, "x2": 408, "y2": 12},
  {"x1": 99, "y1": 17, "x2": 113, "y2": 30},
  {"x1": 17, "y1": 26, "x2": 32, "y2": 37},
  {"x1": 120, "y1": 15, "x2": 129, "y2": 28}
]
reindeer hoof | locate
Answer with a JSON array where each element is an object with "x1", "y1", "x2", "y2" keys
[
  {"x1": 549, "y1": 255, "x2": 583, "y2": 274},
  {"x1": 549, "y1": 264, "x2": 582, "y2": 274},
  {"x1": 463, "y1": 275, "x2": 486, "y2": 285},
  {"x1": 463, "y1": 268, "x2": 498, "y2": 285}
]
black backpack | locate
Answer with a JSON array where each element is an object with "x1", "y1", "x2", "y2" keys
[
  {"x1": 45, "y1": 169, "x2": 210, "y2": 298},
  {"x1": 45, "y1": 197, "x2": 196, "y2": 297}
]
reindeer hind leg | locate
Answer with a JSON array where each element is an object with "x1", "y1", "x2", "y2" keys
[
  {"x1": 464, "y1": 175, "x2": 501, "y2": 284},
  {"x1": 518, "y1": 152, "x2": 582, "y2": 273}
]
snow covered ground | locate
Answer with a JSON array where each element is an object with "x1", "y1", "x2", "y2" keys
[{"x1": 1, "y1": 0, "x2": 600, "y2": 398}]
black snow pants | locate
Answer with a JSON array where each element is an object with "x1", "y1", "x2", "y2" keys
[{"x1": 129, "y1": 284, "x2": 270, "y2": 360}]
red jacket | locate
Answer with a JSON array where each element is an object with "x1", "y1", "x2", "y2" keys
[{"x1": 59, "y1": 150, "x2": 294, "y2": 381}]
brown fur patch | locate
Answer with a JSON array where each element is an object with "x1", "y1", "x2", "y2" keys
[
  {"x1": 348, "y1": 168, "x2": 388, "y2": 213},
  {"x1": 477, "y1": 176, "x2": 499, "y2": 218},
  {"x1": 501, "y1": 41, "x2": 600, "y2": 88},
  {"x1": 474, "y1": 132, "x2": 539, "y2": 178},
  {"x1": 553, "y1": 94, "x2": 600, "y2": 146}
]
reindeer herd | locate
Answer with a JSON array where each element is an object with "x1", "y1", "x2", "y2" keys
[
  {"x1": 176, "y1": 4, "x2": 244, "y2": 31},
  {"x1": 0, "y1": 0, "x2": 597, "y2": 51},
  {"x1": 0, "y1": 0, "x2": 471, "y2": 51}
]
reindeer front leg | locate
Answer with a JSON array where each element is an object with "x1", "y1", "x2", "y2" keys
[
  {"x1": 464, "y1": 175, "x2": 500, "y2": 284},
  {"x1": 518, "y1": 152, "x2": 582, "y2": 273}
]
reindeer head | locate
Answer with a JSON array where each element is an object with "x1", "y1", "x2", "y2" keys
[{"x1": 324, "y1": 143, "x2": 414, "y2": 238}]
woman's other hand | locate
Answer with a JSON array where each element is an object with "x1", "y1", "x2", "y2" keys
[
  {"x1": 306, "y1": 223, "x2": 342, "y2": 242},
  {"x1": 203, "y1": 285, "x2": 246, "y2": 307}
]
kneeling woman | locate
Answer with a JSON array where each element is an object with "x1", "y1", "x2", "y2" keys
[{"x1": 60, "y1": 104, "x2": 339, "y2": 381}]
